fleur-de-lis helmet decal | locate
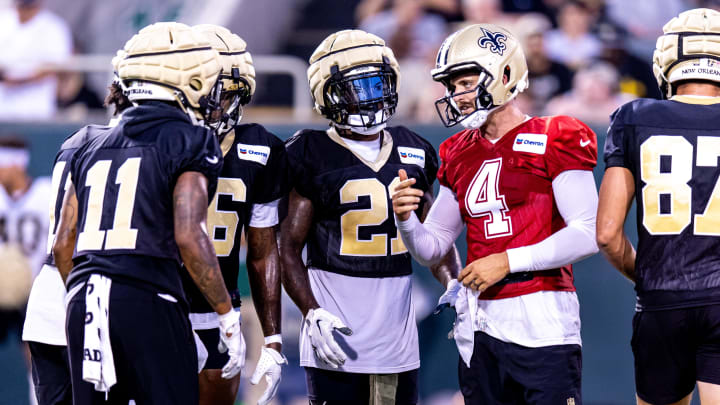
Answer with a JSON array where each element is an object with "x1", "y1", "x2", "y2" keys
[{"x1": 477, "y1": 27, "x2": 507, "y2": 55}]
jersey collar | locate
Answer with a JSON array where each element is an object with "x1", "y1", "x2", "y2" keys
[
  {"x1": 670, "y1": 95, "x2": 720, "y2": 105},
  {"x1": 219, "y1": 129, "x2": 236, "y2": 157},
  {"x1": 326, "y1": 127, "x2": 393, "y2": 173}
]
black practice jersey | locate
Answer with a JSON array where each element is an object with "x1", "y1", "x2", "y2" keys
[
  {"x1": 605, "y1": 97, "x2": 720, "y2": 310},
  {"x1": 66, "y1": 103, "x2": 223, "y2": 299},
  {"x1": 182, "y1": 124, "x2": 289, "y2": 313},
  {"x1": 286, "y1": 126, "x2": 438, "y2": 278},
  {"x1": 45, "y1": 124, "x2": 113, "y2": 266}
]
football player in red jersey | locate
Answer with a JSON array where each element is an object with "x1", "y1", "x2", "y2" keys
[{"x1": 391, "y1": 24, "x2": 599, "y2": 404}]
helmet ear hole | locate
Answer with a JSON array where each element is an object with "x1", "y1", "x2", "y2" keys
[
  {"x1": 189, "y1": 77, "x2": 203, "y2": 91},
  {"x1": 503, "y1": 65, "x2": 511, "y2": 85}
]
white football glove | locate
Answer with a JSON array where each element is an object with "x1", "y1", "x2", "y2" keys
[
  {"x1": 217, "y1": 310, "x2": 246, "y2": 379},
  {"x1": 434, "y1": 279, "x2": 461, "y2": 314},
  {"x1": 305, "y1": 308, "x2": 353, "y2": 369},
  {"x1": 250, "y1": 346, "x2": 287, "y2": 405}
]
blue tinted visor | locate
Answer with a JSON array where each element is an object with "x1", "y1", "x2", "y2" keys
[
  {"x1": 327, "y1": 72, "x2": 394, "y2": 107},
  {"x1": 349, "y1": 76, "x2": 385, "y2": 102}
]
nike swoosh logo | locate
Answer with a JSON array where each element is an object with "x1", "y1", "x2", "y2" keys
[
  {"x1": 205, "y1": 155, "x2": 219, "y2": 164},
  {"x1": 580, "y1": 139, "x2": 591, "y2": 147}
]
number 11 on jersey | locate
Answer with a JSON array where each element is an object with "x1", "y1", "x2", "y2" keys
[{"x1": 465, "y1": 158, "x2": 513, "y2": 239}]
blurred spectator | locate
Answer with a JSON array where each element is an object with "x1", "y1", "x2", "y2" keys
[
  {"x1": 543, "y1": 0, "x2": 602, "y2": 70},
  {"x1": 516, "y1": 13, "x2": 574, "y2": 115},
  {"x1": 0, "y1": 136, "x2": 49, "y2": 285},
  {"x1": 693, "y1": 0, "x2": 720, "y2": 10},
  {"x1": 413, "y1": 79, "x2": 448, "y2": 123},
  {"x1": 359, "y1": 0, "x2": 447, "y2": 60},
  {"x1": 55, "y1": 48, "x2": 104, "y2": 121},
  {"x1": 500, "y1": 0, "x2": 555, "y2": 16},
  {"x1": 597, "y1": 24, "x2": 662, "y2": 99},
  {"x1": 460, "y1": 0, "x2": 516, "y2": 29},
  {"x1": 0, "y1": 0, "x2": 72, "y2": 120},
  {"x1": 356, "y1": 0, "x2": 462, "y2": 24},
  {"x1": 424, "y1": 0, "x2": 463, "y2": 21},
  {"x1": 359, "y1": 0, "x2": 448, "y2": 117},
  {"x1": 545, "y1": 61, "x2": 633, "y2": 123},
  {"x1": 0, "y1": 135, "x2": 50, "y2": 405},
  {"x1": 499, "y1": 0, "x2": 566, "y2": 25},
  {"x1": 605, "y1": 0, "x2": 689, "y2": 60}
]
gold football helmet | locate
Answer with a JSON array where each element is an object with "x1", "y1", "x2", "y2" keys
[
  {"x1": 193, "y1": 24, "x2": 256, "y2": 133},
  {"x1": 308, "y1": 29, "x2": 400, "y2": 134},
  {"x1": 431, "y1": 24, "x2": 528, "y2": 128},
  {"x1": 108, "y1": 49, "x2": 132, "y2": 116},
  {"x1": 117, "y1": 22, "x2": 223, "y2": 125},
  {"x1": 653, "y1": 8, "x2": 720, "y2": 98},
  {"x1": 111, "y1": 49, "x2": 126, "y2": 76}
]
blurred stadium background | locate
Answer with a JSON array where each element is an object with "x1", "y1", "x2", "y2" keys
[{"x1": 1, "y1": 0, "x2": 716, "y2": 404}]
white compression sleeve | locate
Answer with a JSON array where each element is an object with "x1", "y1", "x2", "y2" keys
[
  {"x1": 249, "y1": 199, "x2": 280, "y2": 228},
  {"x1": 506, "y1": 170, "x2": 599, "y2": 272},
  {"x1": 396, "y1": 185, "x2": 464, "y2": 266}
]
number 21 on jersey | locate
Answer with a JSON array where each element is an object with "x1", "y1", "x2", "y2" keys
[
  {"x1": 465, "y1": 158, "x2": 513, "y2": 238},
  {"x1": 339, "y1": 177, "x2": 407, "y2": 256}
]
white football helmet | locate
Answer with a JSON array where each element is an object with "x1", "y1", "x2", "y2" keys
[
  {"x1": 117, "y1": 22, "x2": 223, "y2": 126},
  {"x1": 193, "y1": 24, "x2": 255, "y2": 134},
  {"x1": 431, "y1": 24, "x2": 528, "y2": 128},
  {"x1": 308, "y1": 29, "x2": 400, "y2": 135},
  {"x1": 653, "y1": 8, "x2": 720, "y2": 98}
]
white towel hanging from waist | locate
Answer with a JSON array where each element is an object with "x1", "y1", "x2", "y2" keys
[{"x1": 82, "y1": 273, "x2": 116, "y2": 394}]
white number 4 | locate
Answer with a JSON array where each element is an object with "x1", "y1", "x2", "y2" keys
[{"x1": 465, "y1": 158, "x2": 512, "y2": 238}]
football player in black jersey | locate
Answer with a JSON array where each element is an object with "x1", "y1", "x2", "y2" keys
[
  {"x1": 22, "y1": 50, "x2": 131, "y2": 405},
  {"x1": 280, "y1": 29, "x2": 460, "y2": 404},
  {"x1": 189, "y1": 24, "x2": 288, "y2": 405},
  {"x1": 598, "y1": 8, "x2": 720, "y2": 405},
  {"x1": 53, "y1": 22, "x2": 244, "y2": 404}
]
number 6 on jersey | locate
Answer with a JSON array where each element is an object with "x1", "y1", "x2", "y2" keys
[{"x1": 465, "y1": 158, "x2": 513, "y2": 238}]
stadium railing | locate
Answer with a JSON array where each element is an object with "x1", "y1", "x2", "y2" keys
[{"x1": 0, "y1": 53, "x2": 313, "y2": 121}]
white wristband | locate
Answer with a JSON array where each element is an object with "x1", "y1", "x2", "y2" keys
[
  {"x1": 264, "y1": 334, "x2": 282, "y2": 345},
  {"x1": 217, "y1": 309, "x2": 241, "y2": 331}
]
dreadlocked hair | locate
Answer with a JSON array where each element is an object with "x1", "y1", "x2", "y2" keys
[{"x1": 104, "y1": 82, "x2": 132, "y2": 116}]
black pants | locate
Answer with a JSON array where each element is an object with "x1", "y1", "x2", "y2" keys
[
  {"x1": 66, "y1": 277, "x2": 198, "y2": 405},
  {"x1": 458, "y1": 331, "x2": 582, "y2": 405},
  {"x1": 305, "y1": 367, "x2": 418, "y2": 404},
  {"x1": 633, "y1": 305, "x2": 720, "y2": 404},
  {"x1": 29, "y1": 342, "x2": 72, "y2": 405}
]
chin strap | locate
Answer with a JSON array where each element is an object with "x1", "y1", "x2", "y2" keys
[
  {"x1": 459, "y1": 104, "x2": 503, "y2": 129},
  {"x1": 456, "y1": 71, "x2": 528, "y2": 129},
  {"x1": 334, "y1": 121, "x2": 387, "y2": 136}
]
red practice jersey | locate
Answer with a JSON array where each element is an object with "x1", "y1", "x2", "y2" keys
[{"x1": 438, "y1": 116, "x2": 597, "y2": 299}]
